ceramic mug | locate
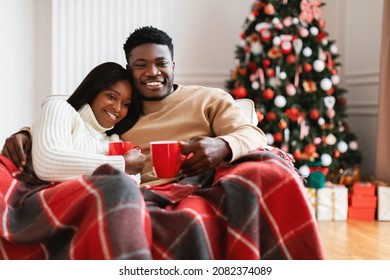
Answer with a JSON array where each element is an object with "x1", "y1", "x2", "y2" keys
[
  {"x1": 150, "y1": 141, "x2": 187, "y2": 178},
  {"x1": 108, "y1": 141, "x2": 142, "y2": 156}
]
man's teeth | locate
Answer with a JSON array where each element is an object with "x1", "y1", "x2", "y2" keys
[
  {"x1": 146, "y1": 82, "x2": 162, "y2": 86},
  {"x1": 106, "y1": 111, "x2": 117, "y2": 120}
]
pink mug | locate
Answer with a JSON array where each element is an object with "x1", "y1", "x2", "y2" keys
[
  {"x1": 150, "y1": 141, "x2": 186, "y2": 178},
  {"x1": 108, "y1": 141, "x2": 142, "y2": 156}
]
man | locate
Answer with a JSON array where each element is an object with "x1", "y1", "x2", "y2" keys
[{"x1": 1, "y1": 26, "x2": 325, "y2": 260}]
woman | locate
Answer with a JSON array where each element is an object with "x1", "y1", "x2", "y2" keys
[{"x1": 31, "y1": 62, "x2": 145, "y2": 182}]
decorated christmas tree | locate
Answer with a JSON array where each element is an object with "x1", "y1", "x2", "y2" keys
[{"x1": 226, "y1": 0, "x2": 362, "y2": 187}]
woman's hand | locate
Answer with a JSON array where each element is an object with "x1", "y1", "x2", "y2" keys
[
  {"x1": 124, "y1": 148, "x2": 146, "y2": 174},
  {"x1": 1, "y1": 131, "x2": 32, "y2": 171}
]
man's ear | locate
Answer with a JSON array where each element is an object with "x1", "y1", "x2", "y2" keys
[{"x1": 172, "y1": 61, "x2": 176, "y2": 70}]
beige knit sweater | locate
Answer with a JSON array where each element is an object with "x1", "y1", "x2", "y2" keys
[
  {"x1": 31, "y1": 99, "x2": 126, "y2": 182},
  {"x1": 121, "y1": 84, "x2": 267, "y2": 184}
]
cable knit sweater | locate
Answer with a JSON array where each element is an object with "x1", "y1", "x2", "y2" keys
[
  {"x1": 31, "y1": 99, "x2": 131, "y2": 182},
  {"x1": 121, "y1": 84, "x2": 267, "y2": 184}
]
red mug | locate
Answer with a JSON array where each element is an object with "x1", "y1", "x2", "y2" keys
[
  {"x1": 150, "y1": 141, "x2": 186, "y2": 178},
  {"x1": 108, "y1": 141, "x2": 141, "y2": 156}
]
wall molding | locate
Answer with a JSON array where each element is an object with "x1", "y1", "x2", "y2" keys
[
  {"x1": 345, "y1": 70, "x2": 380, "y2": 86},
  {"x1": 175, "y1": 69, "x2": 230, "y2": 87},
  {"x1": 347, "y1": 101, "x2": 378, "y2": 116}
]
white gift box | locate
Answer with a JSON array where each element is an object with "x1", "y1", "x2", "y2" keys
[
  {"x1": 316, "y1": 184, "x2": 348, "y2": 221},
  {"x1": 377, "y1": 186, "x2": 390, "y2": 221}
]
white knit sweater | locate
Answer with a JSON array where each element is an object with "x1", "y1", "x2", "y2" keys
[{"x1": 31, "y1": 99, "x2": 137, "y2": 182}]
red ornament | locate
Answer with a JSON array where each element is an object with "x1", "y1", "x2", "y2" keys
[
  {"x1": 266, "y1": 111, "x2": 277, "y2": 121},
  {"x1": 309, "y1": 109, "x2": 320, "y2": 120},
  {"x1": 326, "y1": 88, "x2": 335, "y2": 95},
  {"x1": 338, "y1": 96, "x2": 347, "y2": 106},
  {"x1": 304, "y1": 63, "x2": 312, "y2": 72},
  {"x1": 304, "y1": 143, "x2": 316, "y2": 157},
  {"x1": 264, "y1": 4, "x2": 275, "y2": 15},
  {"x1": 334, "y1": 150, "x2": 341, "y2": 158},
  {"x1": 232, "y1": 87, "x2": 247, "y2": 99},
  {"x1": 273, "y1": 132, "x2": 283, "y2": 142},
  {"x1": 266, "y1": 68, "x2": 275, "y2": 77},
  {"x1": 240, "y1": 33, "x2": 246, "y2": 39},
  {"x1": 237, "y1": 67, "x2": 247, "y2": 76},
  {"x1": 260, "y1": 30, "x2": 271, "y2": 42},
  {"x1": 285, "y1": 108, "x2": 300, "y2": 122},
  {"x1": 293, "y1": 150, "x2": 302, "y2": 160},
  {"x1": 256, "y1": 110, "x2": 264, "y2": 123},
  {"x1": 286, "y1": 54, "x2": 296, "y2": 64},
  {"x1": 263, "y1": 88, "x2": 275, "y2": 100},
  {"x1": 280, "y1": 41, "x2": 292, "y2": 54},
  {"x1": 262, "y1": 59, "x2": 271, "y2": 67},
  {"x1": 278, "y1": 119, "x2": 287, "y2": 129}
]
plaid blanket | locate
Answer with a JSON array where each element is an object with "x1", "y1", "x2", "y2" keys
[{"x1": 0, "y1": 152, "x2": 325, "y2": 260}]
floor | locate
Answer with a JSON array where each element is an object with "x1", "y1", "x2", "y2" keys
[{"x1": 317, "y1": 221, "x2": 390, "y2": 260}]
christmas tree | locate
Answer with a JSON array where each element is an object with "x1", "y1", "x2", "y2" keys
[{"x1": 226, "y1": 0, "x2": 362, "y2": 187}]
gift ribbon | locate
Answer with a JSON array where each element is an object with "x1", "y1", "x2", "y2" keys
[{"x1": 309, "y1": 166, "x2": 329, "y2": 175}]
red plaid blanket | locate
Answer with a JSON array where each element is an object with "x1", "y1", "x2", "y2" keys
[{"x1": 0, "y1": 152, "x2": 324, "y2": 260}]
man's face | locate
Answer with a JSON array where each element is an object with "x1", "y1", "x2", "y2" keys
[{"x1": 127, "y1": 43, "x2": 175, "y2": 101}]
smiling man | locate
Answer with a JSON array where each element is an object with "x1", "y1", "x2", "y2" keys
[{"x1": 121, "y1": 26, "x2": 267, "y2": 183}]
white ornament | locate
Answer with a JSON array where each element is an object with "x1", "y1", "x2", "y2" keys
[
  {"x1": 251, "y1": 42, "x2": 263, "y2": 54},
  {"x1": 252, "y1": 81, "x2": 260, "y2": 90},
  {"x1": 302, "y1": 47, "x2": 312, "y2": 57},
  {"x1": 349, "y1": 141, "x2": 359, "y2": 150},
  {"x1": 266, "y1": 133, "x2": 275, "y2": 145},
  {"x1": 247, "y1": 13, "x2": 256, "y2": 21},
  {"x1": 337, "y1": 141, "x2": 348, "y2": 153},
  {"x1": 321, "y1": 153, "x2": 332, "y2": 167},
  {"x1": 273, "y1": 36, "x2": 281, "y2": 46},
  {"x1": 279, "y1": 72, "x2": 287, "y2": 80},
  {"x1": 310, "y1": 26, "x2": 319, "y2": 36},
  {"x1": 292, "y1": 17, "x2": 299, "y2": 24},
  {"x1": 322, "y1": 39, "x2": 329, "y2": 46},
  {"x1": 326, "y1": 134, "x2": 337, "y2": 145},
  {"x1": 274, "y1": 95, "x2": 287, "y2": 108},
  {"x1": 239, "y1": 40, "x2": 246, "y2": 47},
  {"x1": 330, "y1": 44, "x2": 339, "y2": 54},
  {"x1": 293, "y1": 39, "x2": 303, "y2": 54},
  {"x1": 324, "y1": 96, "x2": 336, "y2": 109},
  {"x1": 299, "y1": 165, "x2": 311, "y2": 178},
  {"x1": 314, "y1": 137, "x2": 322, "y2": 145},
  {"x1": 331, "y1": 75, "x2": 340, "y2": 85},
  {"x1": 272, "y1": 18, "x2": 280, "y2": 25},
  {"x1": 286, "y1": 84, "x2": 296, "y2": 96},
  {"x1": 318, "y1": 117, "x2": 326, "y2": 126},
  {"x1": 313, "y1": 60, "x2": 325, "y2": 72},
  {"x1": 320, "y1": 78, "x2": 332, "y2": 91}
]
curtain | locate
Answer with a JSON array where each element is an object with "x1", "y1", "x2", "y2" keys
[{"x1": 375, "y1": 0, "x2": 390, "y2": 182}]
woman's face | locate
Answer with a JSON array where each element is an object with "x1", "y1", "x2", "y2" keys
[{"x1": 90, "y1": 79, "x2": 132, "y2": 128}]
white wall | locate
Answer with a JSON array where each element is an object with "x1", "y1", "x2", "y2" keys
[
  {"x1": 0, "y1": 0, "x2": 35, "y2": 146},
  {"x1": 0, "y1": 0, "x2": 384, "y2": 176},
  {"x1": 323, "y1": 0, "x2": 383, "y2": 175}
]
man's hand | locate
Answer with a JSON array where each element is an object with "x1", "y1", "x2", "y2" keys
[
  {"x1": 124, "y1": 149, "x2": 146, "y2": 175},
  {"x1": 1, "y1": 131, "x2": 31, "y2": 171},
  {"x1": 180, "y1": 136, "x2": 231, "y2": 177}
]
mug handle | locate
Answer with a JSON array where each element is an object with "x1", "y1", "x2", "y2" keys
[{"x1": 133, "y1": 145, "x2": 142, "y2": 153}]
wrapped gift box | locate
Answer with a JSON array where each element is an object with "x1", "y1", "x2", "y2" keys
[
  {"x1": 377, "y1": 186, "x2": 390, "y2": 221},
  {"x1": 349, "y1": 194, "x2": 377, "y2": 208},
  {"x1": 303, "y1": 187, "x2": 317, "y2": 216},
  {"x1": 348, "y1": 207, "x2": 376, "y2": 221},
  {"x1": 316, "y1": 184, "x2": 348, "y2": 221},
  {"x1": 352, "y1": 182, "x2": 376, "y2": 196}
]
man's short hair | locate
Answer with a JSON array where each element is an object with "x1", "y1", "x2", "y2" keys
[{"x1": 123, "y1": 26, "x2": 174, "y2": 62}]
